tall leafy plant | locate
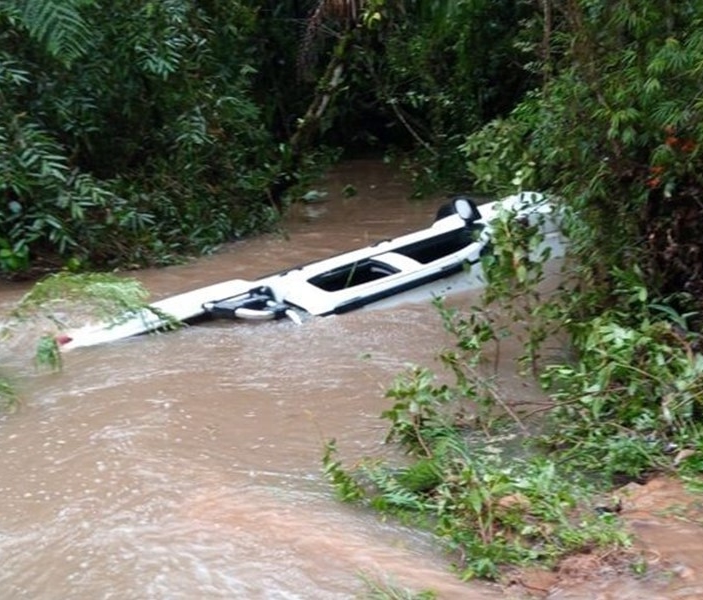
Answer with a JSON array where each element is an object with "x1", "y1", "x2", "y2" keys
[
  {"x1": 461, "y1": 0, "x2": 703, "y2": 321},
  {"x1": 1, "y1": 0, "x2": 284, "y2": 275},
  {"x1": 456, "y1": 0, "x2": 703, "y2": 481},
  {"x1": 1, "y1": 0, "x2": 94, "y2": 65}
]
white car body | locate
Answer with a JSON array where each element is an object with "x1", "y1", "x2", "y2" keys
[{"x1": 59, "y1": 192, "x2": 563, "y2": 350}]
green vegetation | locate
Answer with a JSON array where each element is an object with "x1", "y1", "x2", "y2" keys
[
  {"x1": 13, "y1": 272, "x2": 150, "y2": 320},
  {"x1": 359, "y1": 574, "x2": 436, "y2": 600},
  {"x1": 0, "y1": 376, "x2": 19, "y2": 412},
  {"x1": 2, "y1": 0, "x2": 703, "y2": 586},
  {"x1": 1, "y1": 1, "x2": 537, "y2": 275},
  {"x1": 3, "y1": 1, "x2": 702, "y2": 295},
  {"x1": 461, "y1": 0, "x2": 703, "y2": 325},
  {"x1": 1, "y1": 1, "x2": 299, "y2": 274},
  {"x1": 324, "y1": 201, "x2": 629, "y2": 580},
  {"x1": 324, "y1": 192, "x2": 702, "y2": 581},
  {"x1": 0, "y1": 272, "x2": 160, "y2": 402},
  {"x1": 541, "y1": 270, "x2": 703, "y2": 481}
]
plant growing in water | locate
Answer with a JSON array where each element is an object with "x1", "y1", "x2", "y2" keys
[
  {"x1": 358, "y1": 573, "x2": 437, "y2": 600},
  {"x1": 324, "y1": 366, "x2": 628, "y2": 580},
  {"x1": 0, "y1": 376, "x2": 19, "y2": 412},
  {"x1": 540, "y1": 268, "x2": 703, "y2": 481},
  {"x1": 0, "y1": 272, "x2": 171, "y2": 407},
  {"x1": 322, "y1": 205, "x2": 622, "y2": 578}
]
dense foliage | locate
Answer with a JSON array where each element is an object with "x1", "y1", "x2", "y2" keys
[
  {"x1": 461, "y1": 0, "x2": 703, "y2": 324},
  {"x1": 328, "y1": 5, "x2": 703, "y2": 563},
  {"x1": 3, "y1": 0, "x2": 703, "y2": 584},
  {"x1": 3, "y1": 1, "x2": 702, "y2": 301},
  {"x1": 308, "y1": 0, "x2": 534, "y2": 190},
  {"x1": 1, "y1": 1, "x2": 296, "y2": 274},
  {"x1": 324, "y1": 195, "x2": 701, "y2": 580},
  {"x1": 1, "y1": 0, "x2": 536, "y2": 276}
]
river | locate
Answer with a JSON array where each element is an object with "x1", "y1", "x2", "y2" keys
[
  {"x1": 1, "y1": 160, "x2": 702, "y2": 599},
  {"x1": 0, "y1": 161, "x2": 508, "y2": 599}
]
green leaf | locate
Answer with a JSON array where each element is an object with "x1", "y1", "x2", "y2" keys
[{"x1": 11, "y1": 0, "x2": 95, "y2": 65}]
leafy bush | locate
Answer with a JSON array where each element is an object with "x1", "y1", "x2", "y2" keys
[
  {"x1": 0, "y1": 106, "x2": 152, "y2": 271},
  {"x1": 451, "y1": 1, "x2": 703, "y2": 491},
  {"x1": 460, "y1": 0, "x2": 703, "y2": 322},
  {"x1": 322, "y1": 197, "x2": 629, "y2": 580},
  {"x1": 454, "y1": 1, "x2": 703, "y2": 485},
  {"x1": 323, "y1": 189, "x2": 702, "y2": 580},
  {"x1": 542, "y1": 269, "x2": 703, "y2": 480},
  {"x1": 324, "y1": 369, "x2": 627, "y2": 580},
  {"x1": 0, "y1": 1, "x2": 282, "y2": 275}
]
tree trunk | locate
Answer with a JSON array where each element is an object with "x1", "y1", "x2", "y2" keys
[{"x1": 268, "y1": 32, "x2": 352, "y2": 211}]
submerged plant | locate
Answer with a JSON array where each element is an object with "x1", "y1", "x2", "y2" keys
[
  {"x1": 0, "y1": 271, "x2": 171, "y2": 406},
  {"x1": 359, "y1": 573, "x2": 437, "y2": 600},
  {"x1": 0, "y1": 375, "x2": 19, "y2": 412},
  {"x1": 34, "y1": 334, "x2": 63, "y2": 372},
  {"x1": 10, "y1": 271, "x2": 181, "y2": 337},
  {"x1": 12, "y1": 272, "x2": 149, "y2": 321}
]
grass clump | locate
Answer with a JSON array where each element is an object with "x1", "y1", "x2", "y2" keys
[
  {"x1": 358, "y1": 573, "x2": 436, "y2": 599},
  {"x1": 0, "y1": 376, "x2": 19, "y2": 412}
]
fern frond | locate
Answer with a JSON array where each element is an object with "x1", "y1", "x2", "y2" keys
[{"x1": 11, "y1": 0, "x2": 94, "y2": 64}]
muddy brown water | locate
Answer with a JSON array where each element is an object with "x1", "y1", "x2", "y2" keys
[
  {"x1": 2, "y1": 160, "x2": 703, "y2": 599},
  {"x1": 0, "y1": 161, "x2": 505, "y2": 599}
]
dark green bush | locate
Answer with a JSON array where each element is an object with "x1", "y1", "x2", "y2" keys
[{"x1": 1, "y1": 1, "x2": 281, "y2": 274}]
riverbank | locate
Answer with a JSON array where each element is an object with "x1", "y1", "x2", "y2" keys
[{"x1": 508, "y1": 475, "x2": 703, "y2": 598}]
